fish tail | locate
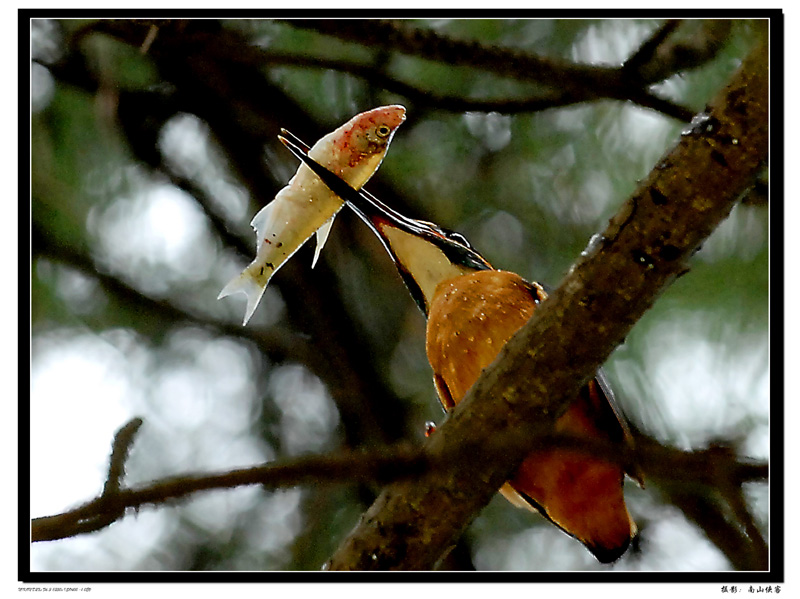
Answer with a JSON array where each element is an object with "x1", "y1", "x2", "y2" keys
[{"x1": 217, "y1": 264, "x2": 270, "y2": 326}]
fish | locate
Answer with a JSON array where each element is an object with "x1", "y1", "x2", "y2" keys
[{"x1": 218, "y1": 105, "x2": 406, "y2": 325}]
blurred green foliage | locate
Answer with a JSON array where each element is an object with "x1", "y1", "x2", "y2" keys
[{"x1": 30, "y1": 17, "x2": 769, "y2": 572}]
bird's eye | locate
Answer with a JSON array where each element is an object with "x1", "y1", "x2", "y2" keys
[{"x1": 376, "y1": 125, "x2": 392, "y2": 138}]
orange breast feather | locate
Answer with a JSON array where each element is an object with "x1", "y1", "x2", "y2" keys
[{"x1": 425, "y1": 269, "x2": 635, "y2": 563}]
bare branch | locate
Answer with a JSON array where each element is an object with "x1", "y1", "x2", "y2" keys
[
  {"x1": 102, "y1": 418, "x2": 144, "y2": 497},
  {"x1": 622, "y1": 19, "x2": 684, "y2": 76},
  {"x1": 663, "y1": 481, "x2": 767, "y2": 571},
  {"x1": 255, "y1": 51, "x2": 587, "y2": 116},
  {"x1": 32, "y1": 437, "x2": 432, "y2": 543},
  {"x1": 31, "y1": 417, "x2": 765, "y2": 546},
  {"x1": 624, "y1": 20, "x2": 735, "y2": 84},
  {"x1": 278, "y1": 19, "x2": 697, "y2": 121},
  {"x1": 80, "y1": 19, "x2": 696, "y2": 121},
  {"x1": 279, "y1": 19, "x2": 617, "y2": 87},
  {"x1": 255, "y1": 51, "x2": 692, "y2": 119},
  {"x1": 31, "y1": 419, "x2": 143, "y2": 544}
]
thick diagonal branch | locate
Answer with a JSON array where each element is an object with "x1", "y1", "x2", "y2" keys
[{"x1": 327, "y1": 40, "x2": 768, "y2": 571}]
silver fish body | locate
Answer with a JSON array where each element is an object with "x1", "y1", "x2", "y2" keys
[{"x1": 218, "y1": 105, "x2": 406, "y2": 325}]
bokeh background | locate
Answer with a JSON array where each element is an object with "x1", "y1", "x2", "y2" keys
[{"x1": 29, "y1": 18, "x2": 769, "y2": 572}]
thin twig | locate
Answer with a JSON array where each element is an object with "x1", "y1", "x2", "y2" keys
[
  {"x1": 622, "y1": 20, "x2": 684, "y2": 77},
  {"x1": 102, "y1": 418, "x2": 144, "y2": 497},
  {"x1": 630, "y1": 20, "x2": 735, "y2": 85}
]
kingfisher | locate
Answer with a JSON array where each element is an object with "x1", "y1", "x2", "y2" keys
[{"x1": 279, "y1": 131, "x2": 640, "y2": 563}]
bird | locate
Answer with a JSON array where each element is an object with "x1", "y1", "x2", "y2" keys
[{"x1": 278, "y1": 131, "x2": 640, "y2": 563}]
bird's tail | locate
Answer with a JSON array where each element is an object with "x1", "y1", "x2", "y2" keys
[{"x1": 503, "y1": 451, "x2": 636, "y2": 563}]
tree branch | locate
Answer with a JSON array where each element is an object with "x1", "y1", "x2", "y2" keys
[
  {"x1": 623, "y1": 20, "x2": 735, "y2": 84},
  {"x1": 326, "y1": 40, "x2": 768, "y2": 571},
  {"x1": 31, "y1": 417, "x2": 766, "y2": 545},
  {"x1": 249, "y1": 51, "x2": 599, "y2": 117},
  {"x1": 634, "y1": 432, "x2": 769, "y2": 570},
  {"x1": 34, "y1": 419, "x2": 145, "y2": 542},
  {"x1": 277, "y1": 18, "x2": 615, "y2": 87},
  {"x1": 102, "y1": 418, "x2": 143, "y2": 496},
  {"x1": 78, "y1": 19, "x2": 697, "y2": 121},
  {"x1": 622, "y1": 19, "x2": 684, "y2": 77},
  {"x1": 278, "y1": 19, "x2": 699, "y2": 121},
  {"x1": 31, "y1": 419, "x2": 432, "y2": 543}
]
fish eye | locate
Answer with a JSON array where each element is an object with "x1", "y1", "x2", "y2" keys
[{"x1": 376, "y1": 124, "x2": 392, "y2": 138}]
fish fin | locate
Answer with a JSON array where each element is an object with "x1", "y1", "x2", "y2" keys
[
  {"x1": 250, "y1": 201, "x2": 280, "y2": 248},
  {"x1": 217, "y1": 265, "x2": 269, "y2": 326},
  {"x1": 312, "y1": 216, "x2": 335, "y2": 268}
]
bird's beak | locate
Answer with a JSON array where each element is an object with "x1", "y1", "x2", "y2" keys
[
  {"x1": 278, "y1": 130, "x2": 429, "y2": 240},
  {"x1": 278, "y1": 130, "x2": 492, "y2": 312},
  {"x1": 278, "y1": 130, "x2": 491, "y2": 266}
]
